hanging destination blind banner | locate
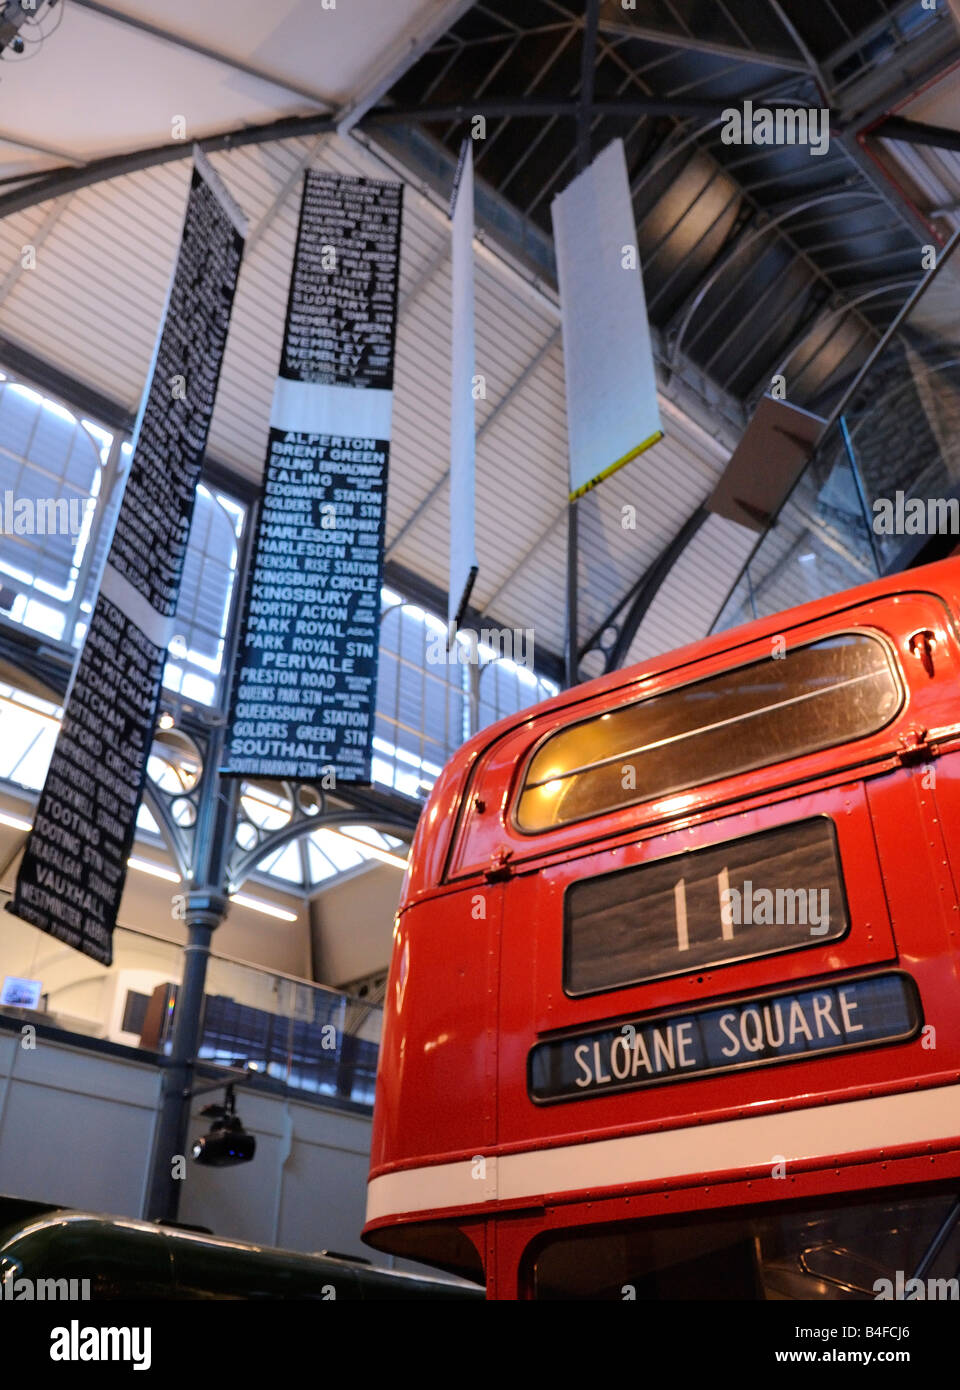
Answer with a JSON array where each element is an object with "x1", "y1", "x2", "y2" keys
[
  {"x1": 7, "y1": 150, "x2": 246, "y2": 965},
  {"x1": 223, "y1": 171, "x2": 403, "y2": 783}
]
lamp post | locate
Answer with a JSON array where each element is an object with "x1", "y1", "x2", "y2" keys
[
  {"x1": 141, "y1": 669, "x2": 417, "y2": 1223},
  {"x1": 141, "y1": 720, "x2": 417, "y2": 1221}
]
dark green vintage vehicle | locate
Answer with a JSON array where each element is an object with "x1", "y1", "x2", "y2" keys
[{"x1": 0, "y1": 1196, "x2": 482, "y2": 1300}]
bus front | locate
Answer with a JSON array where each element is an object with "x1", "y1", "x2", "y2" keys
[{"x1": 365, "y1": 557, "x2": 960, "y2": 1300}]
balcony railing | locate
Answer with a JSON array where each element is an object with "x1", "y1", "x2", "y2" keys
[{"x1": 0, "y1": 906, "x2": 381, "y2": 1109}]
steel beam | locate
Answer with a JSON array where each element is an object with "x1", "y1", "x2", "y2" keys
[
  {"x1": 872, "y1": 115, "x2": 960, "y2": 155},
  {"x1": 0, "y1": 197, "x2": 69, "y2": 307},
  {"x1": 244, "y1": 135, "x2": 328, "y2": 257},
  {"x1": 817, "y1": 223, "x2": 960, "y2": 439},
  {"x1": 492, "y1": 25, "x2": 587, "y2": 202},
  {"x1": 0, "y1": 131, "x2": 83, "y2": 166},
  {"x1": 0, "y1": 91, "x2": 817, "y2": 225},
  {"x1": 336, "y1": 0, "x2": 477, "y2": 133},
  {"x1": 836, "y1": 16, "x2": 958, "y2": 128},
  {"x1": 0, "y1": 113, "x2": 337, "y2": 221},
  {"x1": 752, "y1": 273, "x2": 921, "y2": 406},
  {"x1": 583, "y1": 506, "x2": 710, "y2": 672},
  {"x1": 724, "y1": 277, "x2": 829, "y2": 393},
  {"x1": 397, "y1": 246, "x2": 449, "y2": 315},
  {"x1": 428, "y1": 23, "x2": 573, "y2": 55},
  {"x1": 824, "y1": 0, "x2": 933, "y2": 73},
  {"x1": 667, "y1": 189, "x2": 886, "y2": 369},
  {"x1": 364, "y1": 95, "x2": 809, "y2": 125},
  {"x1": 767, "y1": 0, "x2": 831, "y2": 96},
  {"x1": 843, "y1": 116, "x2": 955, "y2": 249},
  {"x1": 765, "y1": 0, "x2": 951, "y2": 249},
  {"x1": 598, "y1": 11, "x2": 808, "y2": 74},
  {"x1": 710, "y1": 224, "x2": 960, "y2": 627}
]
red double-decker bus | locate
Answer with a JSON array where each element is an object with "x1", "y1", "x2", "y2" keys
[{"x1": 363, "y1": 556, "x2": 960, "y2": 1300}]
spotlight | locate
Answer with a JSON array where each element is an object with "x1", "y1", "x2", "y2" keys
[
  {"x1": 191, "y1": 1085, "x2": 256, "y2": 1168},
  {"x1": 0, "y1": 1, "x2": 61, "y2": 60}
]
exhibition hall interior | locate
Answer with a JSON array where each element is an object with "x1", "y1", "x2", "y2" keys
[{"x1": 0, "y1": 0, "x2": 959, "y2": 1318}]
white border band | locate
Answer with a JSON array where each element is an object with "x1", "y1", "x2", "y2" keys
[
  {"x1": 271, "y1": 379, "x2": 394, "y2": 439},
  {"x1": 366, "y1": 1084, "x2": 960, "y2": 1225},
  {"x1": 99, "y1": 565, "x2": 176, "y2": 650}
]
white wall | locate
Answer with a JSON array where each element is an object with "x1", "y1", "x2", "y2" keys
[
  {"x1": 0, "y1": 909, "x2": 182, "y2": 1041},
  {"x1": 311, "y1": 862, "x2": 402, "y2": 986},
  {"x1": 0, "y1": 1028, "x2": 382, "y2": 1263},
  {"x1": 0, "y1": 1029, "x2": 161, "y2": 1213},
  {"x1": 181, "y1": 1086, "x2": 374, "y2": 1259},
  {"x1": 0, "y1": 806, "x2": 400, "y2": 1269}
]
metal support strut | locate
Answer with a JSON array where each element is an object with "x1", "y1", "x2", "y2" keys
[{"x1": 144, "y1": 891, "x2": 229, "y2": 1222}]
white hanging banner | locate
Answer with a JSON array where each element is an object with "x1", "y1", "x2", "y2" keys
[
  {"x1": 448, "y1": 139, "x2": 479, "y2": 634},
  {"x1": 552, "y1": 138, "x2": 663, "y2": 501}
]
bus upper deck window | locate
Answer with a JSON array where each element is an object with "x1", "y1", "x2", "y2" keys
[{"x1": 516, "y1": 632, "x2": 901, "y2": 832}]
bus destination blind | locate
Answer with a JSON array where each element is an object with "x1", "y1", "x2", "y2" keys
[
  {"x1": 564, "y1": 818, "x2": 848, "y2": 997},
  {"x1": 529, "y1": 972, "x2": 920, "y2": 1103},
  {"x1": 224, "y1": 172, "x2": 403, "y2": 783},
  {"x1": 7, "y1": 152, "x2": 245, "y2": 965}
]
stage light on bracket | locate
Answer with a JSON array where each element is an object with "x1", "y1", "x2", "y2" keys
[{"x1": 191, "y1": 1084, "x2": 256, "y2": 1168}]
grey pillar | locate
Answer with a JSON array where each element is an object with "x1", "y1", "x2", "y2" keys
[{"x1": 143, "y1": 889, "x2": 229, "y2": 1223}]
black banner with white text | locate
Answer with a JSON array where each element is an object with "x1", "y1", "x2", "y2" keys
[
  {"x1": 224, "y1": 171, "x2": 402, "y2": 783},
  {"x1": 7, "y1": 151, "x2": 245, "y2": 964}
]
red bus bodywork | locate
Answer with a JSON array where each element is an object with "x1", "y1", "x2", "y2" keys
[{"x1": 363, "y1": 557, "x2": 960, "y2": 1298}]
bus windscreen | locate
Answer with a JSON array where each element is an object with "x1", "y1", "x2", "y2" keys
[{"x1": 516, "y1": 632, "x2": 901, "y2": 832}]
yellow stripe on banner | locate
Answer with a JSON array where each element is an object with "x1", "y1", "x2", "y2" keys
[{"x1": 568, "y1": 428, "x2": 664, "y2": 502}]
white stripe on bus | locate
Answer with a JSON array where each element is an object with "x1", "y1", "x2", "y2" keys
[{"x1": 366, "y1": 1083, "x2": 960, "y2": 1224}]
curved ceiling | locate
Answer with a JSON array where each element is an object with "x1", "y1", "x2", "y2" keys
[{"x1": 0, "y1": 0, "x2": 957, "y2": 679}]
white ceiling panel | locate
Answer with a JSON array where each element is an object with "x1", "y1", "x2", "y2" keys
[{"x1": 0, "y1": 0, "x2": 470, "y2": 175}]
